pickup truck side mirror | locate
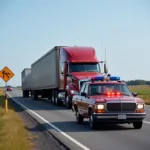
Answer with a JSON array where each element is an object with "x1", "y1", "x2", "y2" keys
[
  {"x1": 81, "y1": 92, "x2": 87, "y2": 97},
  {"x1": 132, "y1": 92, "x2": 137, "y2": 97}
]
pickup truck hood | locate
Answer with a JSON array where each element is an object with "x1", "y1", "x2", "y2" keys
[
  {"x1": 90, "y1": 95, "x2": 143, "y2": 103},
  {"x1": 70, "y1": 72, "x2": 101, "y2": 80}
]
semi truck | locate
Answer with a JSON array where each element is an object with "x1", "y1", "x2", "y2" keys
[{"x1": 21, "y1": 46, "x2": 107, "y2": 108}]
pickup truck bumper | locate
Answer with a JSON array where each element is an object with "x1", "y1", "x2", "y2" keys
[{"x1": 92, "y1": 113, "x2": 146, "y2": 123}]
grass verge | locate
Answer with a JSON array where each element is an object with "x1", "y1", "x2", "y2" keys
[
  {"x1": 0, "y1": 89, "x2": 33, "y2": 150},
  {"x1": 129, "y1": 85, "x2": 150, "y2": 105}
]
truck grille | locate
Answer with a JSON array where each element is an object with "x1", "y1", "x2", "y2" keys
[{"x1": 106, "y1": 102, "x2": 136, "y2": 112}]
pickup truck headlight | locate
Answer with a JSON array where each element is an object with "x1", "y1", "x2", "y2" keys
[
  {"x1": 97, "y1": 104, "x2": 105, "y2": 110},
  {"x1": 137, "y1": 104, "x2": 144, "y2": 109},
  {"x1": 95, "y1": 104, "x2": 106, "y2": 113},
  {"x1": 70, "y1": 90, "x2": 78, "y2": 95}
]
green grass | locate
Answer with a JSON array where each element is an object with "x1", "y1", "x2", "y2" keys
[
  {"x1": 0, "y1": 89, "x2": 33, "y2": 150},
  {"x1": 129, "y1": 85, "x2": 150, "y2": 105}
]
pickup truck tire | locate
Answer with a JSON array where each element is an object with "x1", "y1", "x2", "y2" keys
[
  {"x1": 89, "y1": 110, "x2": 97, "y2": 129},
  {"x1": 133, "y1": 121, "x2": 143, "y2": 129},
  {"x1": 76, "y1": 110, "x2": 84, "y2": 124}
]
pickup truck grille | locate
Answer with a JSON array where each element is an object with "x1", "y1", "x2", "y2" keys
[{"x1": 106, "y1": 102, "x2": 136, "y2": 112}]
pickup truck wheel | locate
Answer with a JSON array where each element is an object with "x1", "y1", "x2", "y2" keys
[
  {"x1": 133, "y1": 121, "x2": 143, "y2": 129},
  {"x1": 89, "y1": 111, "x2": 97, "y2": 129},
  {"x1": 76, "y1": 110, "x2": 84, "y2": 124}
]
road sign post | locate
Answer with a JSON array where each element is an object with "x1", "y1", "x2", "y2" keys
[{"x1": 0, "y1": 66, "x2": 15, "y2": 113}]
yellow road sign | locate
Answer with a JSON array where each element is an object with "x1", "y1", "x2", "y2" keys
[{"x1": 0, "y1": 66, "x2": 15, "y2": 82}]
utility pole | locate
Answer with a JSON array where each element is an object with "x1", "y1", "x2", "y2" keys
[{"x1": 105, "y1": 48, "x2": 107, "y2": 62}]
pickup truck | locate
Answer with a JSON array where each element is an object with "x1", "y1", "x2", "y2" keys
[
  {"x1": 72, "y1": 75, "x2": 146, "y2": 129},
  {"x1": 5, "y1": 86, "x2": 12, "y2": 91}
]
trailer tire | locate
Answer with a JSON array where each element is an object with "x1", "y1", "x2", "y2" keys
[
  {"x1": 51, "y1": 90, "x2": 55, "y2": 104},
  {"x1": 32, "y1": 91, "x2": 38, "y2": 100},
  {"x1": 23, "y1": 90, "x2": 26, "y2": 97},
  {"x1": 23, "y1": 90, "x2": 29, "y2": 98}
]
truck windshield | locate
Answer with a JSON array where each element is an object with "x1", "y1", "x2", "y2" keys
[
  {"x1": 70, "y1": 63, "x2": 100, "y2": 72},
  {"x1": 89, "y1": 84, "x2": 132, "y2": 96}
]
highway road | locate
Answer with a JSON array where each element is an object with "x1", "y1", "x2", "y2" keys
[{"x1": 7, "y1": 88, "x2": 150, "y2": 150}]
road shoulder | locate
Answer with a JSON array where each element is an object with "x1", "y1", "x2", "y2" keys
[{"x1": 9, "y1": 98, "x2": 68, "y2": 150}]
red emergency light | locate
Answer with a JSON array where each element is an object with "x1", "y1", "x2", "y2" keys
[{"x1": 106, "y1": 92, "x2": 121, "y2": 96}]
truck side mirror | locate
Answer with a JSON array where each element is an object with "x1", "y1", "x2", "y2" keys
[{"x1": 132, "y1": 92, "x2": 137, "y2": 97}]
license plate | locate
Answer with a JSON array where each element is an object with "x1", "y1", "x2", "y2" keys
[{"x1": 118, "y1": 115, "x2": 126, "y2": 119}]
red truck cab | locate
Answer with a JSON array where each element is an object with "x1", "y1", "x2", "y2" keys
[
  {"x1": 58, "y1": 46, "x2": 107, "y2": 108},
  {"x1": 72, "y1": 75, "x2": 146, "y2": 129}
]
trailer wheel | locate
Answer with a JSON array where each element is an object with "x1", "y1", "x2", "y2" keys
[
  {"x1": 51, "y1": 90, "x2": 55, "y2": 104},
  {"x1": 32, "y1": 90, "x2": 38, "y2": 100},
  {"x1": 23, "y1": 90, "x2": 29, "y2": 98},
  {"x1": 48, "y1": 90, "x2": 52, "y2": 101},
  {"x1": 23, "y1": 90, "x2": 26, "y2": 97}
]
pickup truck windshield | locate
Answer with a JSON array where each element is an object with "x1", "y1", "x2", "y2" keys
[
  {"x1": 90, "y1": 84, "x2": 132, "y2": 96},
  {"x1": 70, "y1": 63, "x2": 100, "y2": 72}
]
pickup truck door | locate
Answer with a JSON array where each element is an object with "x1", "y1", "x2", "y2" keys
[
  {"x1": 81, "y1": 83, "x2": 90, "y2": 117},
  {"x1": 77, "y1": 83, "x2": 86, "y2": 115}
]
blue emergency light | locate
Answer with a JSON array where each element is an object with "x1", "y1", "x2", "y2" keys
[
  {"x1": 109, "y1": 76, "x2": 120, "y2": 81},
  {"x1": 91, "y1": 76, "x2": 120, "y2": 81},
  {"x1": 91, "y1": 76, "x2": 104, "y2": 80}
]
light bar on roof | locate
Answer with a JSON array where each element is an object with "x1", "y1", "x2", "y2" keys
[
  {"x1": 91, "y1": 76, "x2": 104, "y2": 81},
  {"x1": 91, "y1": 76, "x2": 120, "y2": 81},
  {"x1": 109, "y1": 76, "x2": 120, "y2": 81}
]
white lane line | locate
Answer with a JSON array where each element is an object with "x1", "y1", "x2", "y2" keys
[
  {"x1": 143, "y1": 121, "x2": 150, "y2": 124},
  {"x1": 7, "y1": 93, "x2": 90, "y2": 150}
]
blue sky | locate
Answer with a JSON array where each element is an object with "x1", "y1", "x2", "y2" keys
[{"x1": 0, "y1": 0, "x2": 150, "y2": 86}]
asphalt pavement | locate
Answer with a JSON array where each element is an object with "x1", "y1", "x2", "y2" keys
[{"x1": 7, "y1": 88, "x2": 150, "y2": 150}]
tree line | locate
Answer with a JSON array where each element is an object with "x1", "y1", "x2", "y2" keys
[{"x1": 125, "y1": 80, "x2": 150, "y2": 85}]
